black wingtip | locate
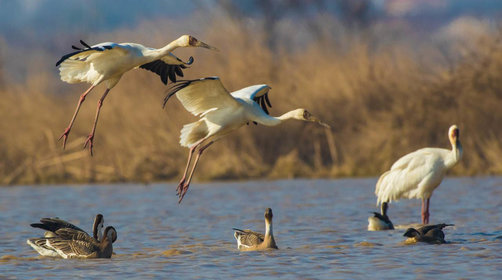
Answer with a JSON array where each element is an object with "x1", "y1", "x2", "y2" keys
[
  {"x1": 264, "y1": 93, "x2": 272, "y2": 108},
  {"x1": 163, "y1": 79, "x2": 203, "y2": 108},
  {"x1": 168, "y1": 68, "x2": 177, "y2": 83},
  {"x1": 72, "y1": 45, "x2": 82, "y2": 50},
  {"x1": 80, "y1": 40, "x2": 91, "y2": 49}
]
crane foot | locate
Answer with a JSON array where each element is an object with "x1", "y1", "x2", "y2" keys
[
  {"x1": 58, "y1": 127, "x2": 71, "y2": 149},
  {"x1": 176, "y1": 178, "x2": 186, "y2": 196},
  {"x1": 178, "y1": 184, "x2": 189, "y2": 204},
  {"x1": 83, "y1": 134, "x2": 95, "y2": 156}
]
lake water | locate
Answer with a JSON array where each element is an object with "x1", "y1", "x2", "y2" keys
[{"x1": 1, "y1": 177, "x2": 501, "y2": 279}]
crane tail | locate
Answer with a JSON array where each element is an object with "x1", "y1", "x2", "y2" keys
[{"x1": 180, "y1": 120, "x2": 208, "y2": 148}]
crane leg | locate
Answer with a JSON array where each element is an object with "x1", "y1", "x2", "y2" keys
[
  {"x1": 178, "y1": 141, "x2": 214, "y2": 203},
  {"x1": 59, "y1": 85, "x2": 96, "y2": 149},
  {"x1": 84, "y1": 88, "x2": 110, "y2": 156},
  {"x1": 176, "y1": 139, "x2": 206, "y2": 196},
  {"x1": 421, "y1": 198, "x2": 430, "y2": 224}
]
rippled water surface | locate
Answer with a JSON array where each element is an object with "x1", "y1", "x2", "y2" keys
[{"x1": 1, "y1": 177, "x2": 501, "y2": 279}]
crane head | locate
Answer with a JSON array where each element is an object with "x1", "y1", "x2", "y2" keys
[
  {"x1": 449, "y1": 124, "x2": 459, "y2": 140},
  {"x1": 179, "y1": 35, "x2": 219, "y2": 51}
]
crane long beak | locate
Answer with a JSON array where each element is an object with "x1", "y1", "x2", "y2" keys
[
  {"x1": 308, "y1": 116, "x2": 331, "y2": 129},
  {"x1": 196, "y1": 41, "x2": 219, "y2": 51}
]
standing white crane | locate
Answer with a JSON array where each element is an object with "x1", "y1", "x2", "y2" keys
[
  {"x1": 375, "y1": 125, "x2": 463, "y2": 224},
  {"x1": 56, "y1": 35, "x2": 218, "y2": 155},
  {"x1": 163, "y1": 77, "x2": 330, "y2": 202}
]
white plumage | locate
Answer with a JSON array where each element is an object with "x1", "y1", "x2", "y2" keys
[
  {"x1": 163, "y1": 77, "x2": 330, "y2": 202},
  {"x1": 375, "y1": 125, "x2": 463, "y2": 224},
  {"x1": 56, "y1": 35, "x2": 218, "y2": 155}
]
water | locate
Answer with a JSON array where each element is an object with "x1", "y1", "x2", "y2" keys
[{"x1": 1, "y1": 177, "x2": 501, "y2": 279}]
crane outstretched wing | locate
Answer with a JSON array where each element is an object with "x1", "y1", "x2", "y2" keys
[
  {"x1": 163, "y1": 77, "x2": 240, "y2": 116},
  {"x1": 139, "y1": 55, "x2": 193, "y2": 84}
]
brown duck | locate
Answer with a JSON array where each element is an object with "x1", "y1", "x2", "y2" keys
[
  {"x1": 233, "y1": 208, "x2": 278, "y2": 251},
  {"x1": 45, "y1": 226, "x2": 117, "y2": 258}
]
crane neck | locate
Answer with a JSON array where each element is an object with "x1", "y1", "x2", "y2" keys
[
  {"x1": 258, "y1": 109, "x2": 303, "y2": 127},
  {"x1": 446, "y1": 139, "x2": 463, "y2": 169},
  {"x1": 149, "y1": 39, "x2": 185, "y2": 59}
]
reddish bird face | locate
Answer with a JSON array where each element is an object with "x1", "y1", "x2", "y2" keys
[
  {"x1": 448, "y1": 125, "x2": 460, "y2": 145},
  {"x1": 449, "y1": 125, "x2": 459, "y2": 139},
  {"x1": 188, "y1": 35, "x2": 198, "y2": 46}
]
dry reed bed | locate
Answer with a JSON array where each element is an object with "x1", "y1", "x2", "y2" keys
[{"x1": 1, "y1": 18, "x2": 501, "y2": 185}]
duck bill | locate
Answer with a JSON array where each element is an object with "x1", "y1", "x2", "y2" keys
[{"x1": 197, "y1": 41, "x2": 219, "y2": 51}]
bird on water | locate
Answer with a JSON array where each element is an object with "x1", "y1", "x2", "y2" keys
[
  {"x1": 368, "y1": 202, "x2": 394, "y2": 231},
  {"x1": 375, "y1": 125, "x2": 463, "y2": 224},
  {"x1": 233, "y1": 208, "x2": 278, "y2": 251},
  {"x1": 27, "y1": 214, "x2": 114, "y2": 257},
  {"x1": 403, "y1": 223, "x2": 453, "y2": 244}
]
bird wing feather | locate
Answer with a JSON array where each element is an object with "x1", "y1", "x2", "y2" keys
[
  {"x1": 233, "y1": 228, "x2": 264, "y2": 247},
  {"x1": 45, "y1": 228, "x2": 99, "y2": 258},
  {"x1": 140, "y1": 55, "x2": 193, "y2": 84},
  {"x1": 46, "y1": 238, "x2": 98, "y2": 258},
  {"x1": 56, "y1": 42, "x2": 128, "y2": 66},
  {"x1": 53, "y1": 228, "x2": 97, "y2": 243},
  {"x1": 163, "y1": 77, "x2": 240, "y2": 116},
  {"x1": 31, "y1": 218, "x2": 87, "y2": 235}
]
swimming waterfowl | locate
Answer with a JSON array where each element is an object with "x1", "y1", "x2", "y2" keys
[
  {"x1": 368, "y1": 202, "x2": 394, "y2": 231},
  {"x1": 403, "y1": 223, "x2": 453, "y2": 244},
  {"x1": 27, "y1": 214, "x2": 104, "y2": 257},
  {"x1": 233, "y1": 208, "x2": 278, "y2": 251},
  {"x1": 45, "y1": 226, "x2": 117, "y2": 259}
]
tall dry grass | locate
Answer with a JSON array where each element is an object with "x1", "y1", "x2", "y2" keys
[{"x1": 1, "y1": 16, "x2": 502, "y2": 185}]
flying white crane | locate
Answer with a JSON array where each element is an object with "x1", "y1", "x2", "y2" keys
[
  {"x1": 56, "y1": 35, "x2": 218, "y2": 155},
  {"x1": 375, "y1": 125, "x2": 463, "y2": 224},
  {"x1": 163, "y1": 77, "x2": 330, "y2": 202}
]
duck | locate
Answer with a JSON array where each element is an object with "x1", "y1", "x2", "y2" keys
[
  {"x1": 368, "y1": 202, "x2": 394, "y2": 231},
  {"x1": 45, "y1": 226, "x2": 117, "y2": 259},
  {"x1": 27, "y1": 214, "x2": 105, "y2": 257},
  {"x1": 233, "y1": 208, "x2": 278, "y2": 251},
  {"x1": 403, "y1": 223, "x2": 453, "y2": 244}
]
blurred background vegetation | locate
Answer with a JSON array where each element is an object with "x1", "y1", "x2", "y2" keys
[{"x1": 1, "y1": 0, "x2": 501, "y2": 185}]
